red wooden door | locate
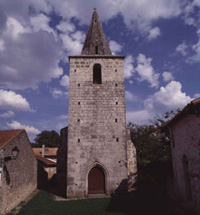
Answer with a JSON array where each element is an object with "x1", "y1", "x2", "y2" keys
[{"x1": 88, "y1": 166, "x2": 105, "y2": 194}]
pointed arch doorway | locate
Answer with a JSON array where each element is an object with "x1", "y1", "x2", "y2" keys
[{"x1": 88, "y1": 166, "x2": 105, "y2": 194}]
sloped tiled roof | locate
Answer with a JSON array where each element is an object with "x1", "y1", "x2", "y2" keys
[
  {"x1": 32, "y1": 147, "x2": 58, "y2": 156},
  {"x1": 35, "y1": 155, "x2": 57, "y2": 167},
  {"x1": 0, "y1": 129, "x2": 24, "y2": 150}
]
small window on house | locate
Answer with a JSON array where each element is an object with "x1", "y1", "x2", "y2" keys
[
  {"x1": 116, "y1": 138, "x2": 119, "y2": 142},
  {"x1": 78, "y1": 102, "x2": 80, "y2": 105},
  {"x1": 115, "y1": 69, "x2": 117, "y2": 72},
  {"x1": 78, "y1": 83, "x2": 80, "y2": 87},
  {"x1": 115, "y1": 83, "x2": 118, "y2": 86},
  {"x1": 78, "y1": 119, "x2": 80, "y2": 122},
  {"x1": 116, "y1": 102, "x2": 118, "y2": 105},
  {"x1": 115, "y1": 119, "x2": 118, "y2": 122},
  {"x1": 95, "y1": 46, "x2": 98, "y2": 54},
  {"x1": 93, "y1": 64, "x2": 102, "y2": 84},
  {"x1": 78, "y1": 139, "x2": 80, "y2": 143},
  {"x1": 74, "y1": 69, "x2": 76, "y2": 72}
]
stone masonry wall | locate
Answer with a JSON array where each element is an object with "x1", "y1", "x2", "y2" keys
[
  {"x1": 170, "y1": 114, "x2": 200, "y2": 214},
  {"x1": 0, "y1": 131, "x2": 37, "y2": 214},
  {"x1": 67, "y1": 56, "x2": 130, "y2": 197}
]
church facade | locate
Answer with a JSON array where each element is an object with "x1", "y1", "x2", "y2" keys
[{"x1": 57, "y1": 9, "x2": 137, "y2": 198}]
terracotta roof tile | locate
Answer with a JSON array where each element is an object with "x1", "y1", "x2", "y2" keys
[
  {"x1": 32, "y1": 147, "x2": 58, "y2": 156},
  {"x1": 35, "y1": 155, "x2": 57, "y2": 166},
  {"x1": 0, "y1": 129, "x2": 24, "y2": 150}
]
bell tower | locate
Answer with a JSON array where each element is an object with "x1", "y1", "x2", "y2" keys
[{"x1": 66, "y1": 9, "x2": 137, "y2": 198}]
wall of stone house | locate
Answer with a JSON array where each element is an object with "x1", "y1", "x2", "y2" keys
[
  {"x1": 170, "y1": 114, "x2": 200, "y2": 214},
  {"x1": 67, "y1": 56, "x2": 136, "y2": 198},
  {"x1": 0, "y1": 131, "x2": 37, "y2": 214}
]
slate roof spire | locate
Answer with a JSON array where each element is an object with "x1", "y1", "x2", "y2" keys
[{"x1": 81, "y1": 9, "x2": 112, "y2": 55}]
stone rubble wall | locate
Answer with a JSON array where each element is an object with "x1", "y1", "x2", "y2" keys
[{"x1": 0, "y1": 131, "x2": 37, "y2": 214}]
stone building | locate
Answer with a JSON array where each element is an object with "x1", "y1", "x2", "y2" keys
[
  {"x1": 163, "y1": 98, "x2": 200, "y2": 214},
  {"x1": 33, "y1": 146, "x2": 57, "y2": 190},
  {"x1": 0, "y1": 129, "x2": 37, "y2": 214},
  {"x1": 57, "y1": 9, "x2": 137, "y2": 198}
]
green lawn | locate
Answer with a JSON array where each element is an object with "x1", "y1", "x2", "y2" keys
[{"x1": 14, "y1": 191, "x2": 124, "y2": 215}]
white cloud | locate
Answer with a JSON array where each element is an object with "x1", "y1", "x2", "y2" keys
[
  {"x1": 60, "y1": 31, "x2": 85, "y2": 56},
  {"x1": 147, "y1": 27, "x2": 161, "y2": 40},
  {"x1": 56, "y1": 20, "x2": 75, "y2": 33},
  {"x1": 60, "y1": 75, "x2": 69, "y2": 88},
  {"x1": 0, "y1": 111, "x2": 15, "y2": 118},
  {"x1": 191, "y1": 30, "x2": 200, "y2": 62},
  {"x1": 175, "y1": 41, "x2": 188, "y2": 56},
  {"x1": 125, "y1": 91, "x2": 137, "y2": 102},
  {"x1": 136, "y1": 54, "x2": 160, "y2": 88},
  {"x1": 30, "y1": 13, "x2": 54, "y2": 35},
  {"x1": 194, "y1": 93, "x2": 200, "y2": 98},
  {"x1": 126, "y1": 109, "x2": 152, "y2": 124},
  {"x1": 0, "y1": 18, "x2": 63, "y2": 89},
  {"x1": 124, "y1": 55, "x2": 134, "y2": 79},
  {"x1": 162, "y1": 71, "x2": 174, "y2": 82},
  {"x1": 0, "y1": 90, "x2": 32, "y2": 112},
  {"x1": 144, "y1": 81, "x2": 192, "y2": 113},
  {"x1": 51, "y1": 88, "x2": 68, "y2": 98},
  {"x1": 7, "y1": 120, "x2": 40, "y2": 134},
  {"x1": 109, "y1": 40, "x2": 122, "y2": 54},
  {"x1": 5, "y1": 17, "x2": 30, "y2": 39}
]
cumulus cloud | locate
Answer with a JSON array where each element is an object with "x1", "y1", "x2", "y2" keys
[
  {"x1": 147, "y1": 27, "x2": 161, "y2": 40},
  {"x1": 0, "y1": 89, "x2": 33, "y2": 112},
  {"x1": 7, "y1": 120, "x2": 40, "y2": 134},
  {"x1": 109, "y1": 40, "x2": 122, "y2": 54},
  {"x1": 0, "y1": 16, "x2": 63, "y2": 89},
  {"x1": 162, "y1": 72, "x2": 174, "y2": 82},
  {"x1": 60, "y1": 75, "x2": 69, "y2": 88},
  {"x1": 124, "y1": 55, "x2": 134, "y2": 79},
  {"x1": 56, "y1": 20, "x2": 75, "y2": 33},
  {"x1": 175, "y1": 41, "x2": 188, "y2": 56},
  {"x1": 30, "y1": 13, "x2": 54, "y2": 35},
  {"x1": 194, "y1": 93, "x2": 200, "y2": 98},
  {"x1": 126, "y1": 109, "x2": 152, "y2": 124},
  {"x1": 144, "y1": 81, "x2": 192, "y2": 113},
  {"x1": 51, "y1": 88, "x2": 68, "y2": 98},
  {"x1": 136, "y1": 54, "x2": 160, "y2": 88},
  {"x1": 0, "y1": 111, "x2": 15, "y2": 118},
  {"x1": 191, "y1": 30, "x2": 200, "y2": 62},
  {"x1": 60, "y1": 31, "x2": 85, "y2": 56},
  {"x1": 125, "y1": 91, "x2": 138, "y2": 102}
]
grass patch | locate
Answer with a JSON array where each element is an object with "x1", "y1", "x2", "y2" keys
[{"x1": 18, "y1": 191, "x2": 124, "y2": 215}]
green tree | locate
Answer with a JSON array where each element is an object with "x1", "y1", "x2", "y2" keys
[
  {"x1": 33, "y1": 130, "x2": 61, "y2": 148},
  {"x1": 128, "y1": 111, "x2": 177, "y2": 168}
]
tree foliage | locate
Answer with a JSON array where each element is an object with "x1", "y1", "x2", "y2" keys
[
  {"x1": 128, "y1": 111, "x2": 178, "y2": 168},
  {"x1": 33, "y1": 130, "x2": 61, "y2": 148}
]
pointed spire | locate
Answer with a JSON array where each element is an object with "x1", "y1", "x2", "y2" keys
[{"x1": 81, "y1": 9, "x2": 112, "y2": 55}]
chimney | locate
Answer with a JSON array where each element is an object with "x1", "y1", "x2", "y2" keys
[{"x1": 42, "y1": 145, "x2": 45, "y2": 157}]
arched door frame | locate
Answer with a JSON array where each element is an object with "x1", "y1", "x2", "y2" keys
[{"x1": 86, "y1": 162, "x2": 108, "y2": 195}]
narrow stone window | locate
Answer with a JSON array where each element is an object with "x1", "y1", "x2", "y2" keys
[
  {"x1": 78, "y1": 119, "x2": 80, "y2": 122},
  {"x1": 115, "y1": 83, "x2": 118, "y2": 86},
  {"x1": 116, "y1": 102, "x2": 118, "y2": 105},
  {"x1": 115, "y1": 69, "x2": 117, "y2": 72},
  {"x1": 116, "y1": 138, "x2": 119, "y2": 142},
  {"x1": 78, "y1": 139, "x2": 80, "y2": 143},
  {"x1": 95, "y1": 46, "x2": 98, "y2": 54},
  {"x1": 78, "y1": 102, "x2": 80, "y2": 105},
  {"x1": 74, "y1": 69, "x2": 76, "y2": 72},
  {"x1": 78, "y1": 83, "x2": 80, "y2": 87},
  {"x1": 93, "y1": 64, "x2": 102, "y2": 84},
  {"x1": 115, "y1": 119, "x2": 117, "y2": 122}
]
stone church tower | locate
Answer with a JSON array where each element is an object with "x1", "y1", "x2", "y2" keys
[{"x1": 57, "y1": 9, "x2": 137, "y2": 198}]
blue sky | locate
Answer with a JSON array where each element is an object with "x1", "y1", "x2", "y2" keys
[{"x1": 0, "y1": 0, "x2": 200, "y2": 141}]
